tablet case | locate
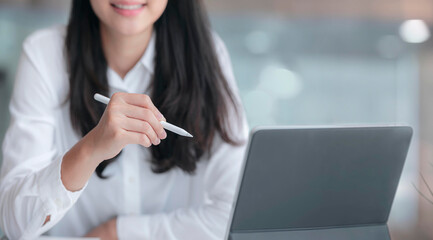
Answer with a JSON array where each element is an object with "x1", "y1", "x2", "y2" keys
[{"x1": 227, "y1": 126, "x2": 412, "y2": 240}]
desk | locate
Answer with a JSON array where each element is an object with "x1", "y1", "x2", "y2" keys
[{"x1": 38, "y1": 237, "x2": 98, "y2": 240}]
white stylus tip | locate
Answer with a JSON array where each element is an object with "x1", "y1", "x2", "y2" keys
[{"x1": 160, "y1": 121, "x2": 193, "y2": 138}]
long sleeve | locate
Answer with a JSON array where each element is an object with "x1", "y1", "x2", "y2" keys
[
  {"x1": 0, "y1": 35, "x2": 85, "y2": 239},
  {"x1": 116, "y1": 34, "x2": 249, "y2": 239}
]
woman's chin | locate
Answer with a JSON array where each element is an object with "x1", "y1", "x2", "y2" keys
[{"x1": 109, "y1": 23, "x2": 150, "y2": 37}]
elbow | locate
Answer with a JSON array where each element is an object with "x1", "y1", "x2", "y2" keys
[
  {"x1": 0, "y1": 188, "x2": 22, "y2": 240},
  {"x1": 0, "y1": 184, "x2": 42, "y2": 240}
]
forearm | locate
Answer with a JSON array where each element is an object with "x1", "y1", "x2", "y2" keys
[
  {"x1": 61, "y1": 130, "x2": 101, "y2": 192},
  {"x1": 0, "y1": 151, "x2": 87, "y2": 239}
]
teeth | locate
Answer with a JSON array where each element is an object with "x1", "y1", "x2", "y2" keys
[{"x1": 113, "y1": 4, "x2": 143, "y2": 10}]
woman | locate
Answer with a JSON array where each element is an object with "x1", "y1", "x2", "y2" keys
[{"x1": 0, "y1": 0, "x2": 248, "y2": 239}]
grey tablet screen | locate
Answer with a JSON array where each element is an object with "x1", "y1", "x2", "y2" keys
[{"x1": 229, "y1": 126, "x2": 412, "y2": 233}]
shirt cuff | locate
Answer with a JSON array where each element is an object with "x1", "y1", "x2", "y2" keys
[
  {"x1": 37, "y1": 153, "x2": 87, "y2": 216},
  {"x1": 117, "y1": 215, "x2": 151, "y2": 240}
]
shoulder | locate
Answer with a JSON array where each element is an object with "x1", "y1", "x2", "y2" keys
[
  {"x1": 22, "y1": 25, "x2": 67, "y2": 70},
  {"x1": 23, "y1": 25, "x2": 66, "y2": 54},
  {"x1": 210, "y1": 31, "x2": 230, "y2": 59},
  {"x1": 210, "y1": 31, "x2": 241, "y2": 97},
  {"x1": 210, "y1": 31, "x2": 235, "y2": 80},
  {"x1": 210, "y1": 31, "x2": 249, "y2": 140},
  {"x1": 19, "y1": 25, "x2": 69, "y2": 101}
]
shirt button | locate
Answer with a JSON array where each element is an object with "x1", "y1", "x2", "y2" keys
[{"x1": 129, "y1": 177, "x2": 135, "y2": 183}]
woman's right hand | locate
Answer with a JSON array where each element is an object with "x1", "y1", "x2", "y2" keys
[{"x1": 86, "y1": 92, "x2": 167, "y2": 163}]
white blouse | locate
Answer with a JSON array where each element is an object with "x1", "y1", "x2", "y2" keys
[{"x1": 0, "y1": 25, "x2": 248, "y2": 240}]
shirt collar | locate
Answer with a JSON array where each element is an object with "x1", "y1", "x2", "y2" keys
[
  {"x1": 107, "y1": 31, "x2": 156, "y2": 93},
  {"x1": 139, "y1": 31, "x2": 156, "y2": 74}
]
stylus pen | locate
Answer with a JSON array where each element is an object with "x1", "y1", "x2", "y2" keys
[{"x1": 94, "y1": 93, "x2": 193, "y2": 138}]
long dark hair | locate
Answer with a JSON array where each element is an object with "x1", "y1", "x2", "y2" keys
[{"x1": 65, "y1": 0, "x2": 241, "y2": 178}]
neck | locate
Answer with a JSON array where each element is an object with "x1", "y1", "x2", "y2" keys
[{"x1": 100, "y1": 25, "x2": 153, "y2": 79}]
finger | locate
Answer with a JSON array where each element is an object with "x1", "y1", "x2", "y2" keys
[
  {"x1": 124, "y1": 130, "x2": 152, "y2": 148},
  {"x1": 122, "y1": 118, "x2": 160, "y2": 145},
  {"x1": 122, "y1": 93, "x2": 166, "y2": 122},
  {"x1": 122, "y1": 104, "x2": 167, "y2": 139}
]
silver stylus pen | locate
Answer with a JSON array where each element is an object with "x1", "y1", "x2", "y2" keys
[{"x1": 94, "y1": 93, "x2": 193, "y2": 138}]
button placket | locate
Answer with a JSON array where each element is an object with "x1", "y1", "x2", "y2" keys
[{"x1": 122, "y1": 145, "x2": 141, "y2": 216}]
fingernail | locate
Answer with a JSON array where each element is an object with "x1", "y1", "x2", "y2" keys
[
  {"x1": 161, "y1": 131, "x2": 167, "y2": 139},
  {"x1": 157, "y1": 113, "x2": 164, "y2": 121},
  {"x1": 155, "y1": 139, "x2": 161, "y2": 145}
]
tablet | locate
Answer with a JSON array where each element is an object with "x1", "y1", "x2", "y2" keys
[{"x1": 226, "y1": 126, "x2": 413, "y2": 240}]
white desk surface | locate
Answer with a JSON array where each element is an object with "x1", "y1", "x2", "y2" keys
[{"x1": 37, "y1": 237, "x2": 99, "y2": 240}]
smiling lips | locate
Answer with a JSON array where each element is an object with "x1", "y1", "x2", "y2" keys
[{"x1": 111, "y1": 2, "x2": 146, "y2": 16}]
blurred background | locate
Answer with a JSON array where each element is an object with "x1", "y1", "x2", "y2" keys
[{"x1": 1, "y1": 0, "x2": 433, "y2": 239}]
